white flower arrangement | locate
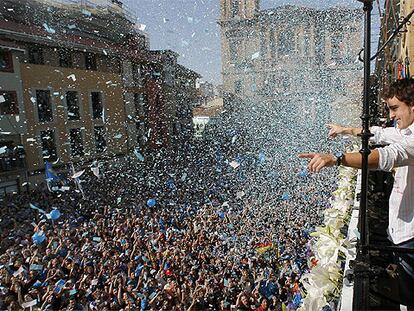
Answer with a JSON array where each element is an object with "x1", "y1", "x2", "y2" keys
[{"x1": 299, "y1": 166, "x2": 357, "y2": 310}]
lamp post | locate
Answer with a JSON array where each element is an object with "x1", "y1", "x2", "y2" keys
[{"x1": 353, "y1": 0, "x2": 374, "y2": 310}]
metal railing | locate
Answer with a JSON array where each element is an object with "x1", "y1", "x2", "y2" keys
[
  {"x1": 353, "y1": 1, "x2": 414, "y2": 309},
  {"x1": 0, "y1": 155, "x2": 25, "y2": 173}
]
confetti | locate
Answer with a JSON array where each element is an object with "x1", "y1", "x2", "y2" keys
[
  {"x1": 67, "y1": 74, "x2": 76, "y2": 81},
  {"x1": 42, "y1": 23, "x2": 56, "y2": 34}
]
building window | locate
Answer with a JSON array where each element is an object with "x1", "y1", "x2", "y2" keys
[
  {"x1": 270, "y1": 30, "x2": 276, "y2": 58},
  {"x1": 112, "y1": 0, "x2": 123, "y2": 7},
  {"x1": 85, "y1": 52, "x2": 97, "y2": 70},
  {"x1": 134, "y1": 93, "x2": 148, "y2": 118},
  {"x1": 132, "y1": 63, "x2": 141, "y2": 82},
  {"x1": 278, "y1": 30, "x2": 293, "y2": 56},
  {"x1": 69, "y1": 128, "x2": 84, "y2": 157},
  {"x1": 94, "y1": 126, "x2": 106, "y2": 153},
  {"x1": 282, "y1": 75, "x2": 290, "y2": 91},
  {"x1": 165, "y1": 71, "x2": 174, "y2": 86},
  {"x1": 40, "y1": 130, "x2": 58, "y2": 161},
  {"x1": 140, "y1": 64, "x2": 151, "y2": 80},
  {"x1": 36, "y1": 90, "x2": 53, "y2": 122},
  {"x1": 0, "y1": 49, "x2": 13, "y2": 72},
  {"x1": 266, "y1": 74, "x2": 276, "y2": 93},
  {"x1": 136, "y1": 121, "x2": 147, "y2": 146},
  {"x1": 330, "y1": 33, "x2": 344, "y2": 62},
  {"x1": 28, "y1": 46, "x2": 44, "y2": 65},
  {"x1": 229, "y1": 40, "x2": 238, "y2": 63},
  {"x1": 251, "y1": 76, "x2": 257, "y2": 92},
  {"x1": 260, "y1": 30, "x2": 267, "y2": 59},
  {"x1": 303, "y1": 29, "x2": 311, "y2": 56},
  {"x1": 59, "y1": 49, "x2": 72, "y2": 68},
  {"x1": 173, "y1": 121, "x2": 181, "y2": 136},
  {"x1": 66, "y1": 91, "x2": 80, "y2": 120},
  {"x1": 231, "y1": 0, "x2": 239, "y2": 17},
  {"x1": 91, "y1": 92, "x2": 103, "y2": 120},
  {"x1": 0, "y1": 91, "x2": 18, "y2": 115},
  {"x1": 333, "y1": 77, "x2": 343, "y2": 91},
  {"x1": 234, "y1": 80, "x2": 242, "y2": 94},
  {"x1": 315, "y1": 33, "x2": 325, "y2": 64},
  {"x1": 112, "y1": 58, "x2": 122, "y2": 74}
]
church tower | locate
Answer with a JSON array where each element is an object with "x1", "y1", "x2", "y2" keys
[
  {"x1": 220, "y1": 0, "x2": 260, "y2": 20},
  {"x1": 219, "y1": 0, "x2": 261, "y2": 95}
]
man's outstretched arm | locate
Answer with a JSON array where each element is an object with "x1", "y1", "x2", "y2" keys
[
  {"x1": 327, "y1": 124, "x2": 362, "y2": 138},
  {"x1": 298, "y1": 150, "x2": 380, "y2": 173}
]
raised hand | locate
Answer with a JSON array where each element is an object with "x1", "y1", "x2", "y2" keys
[{"x1": 326, "y1": 124, "x2": 344, "y2": 139}]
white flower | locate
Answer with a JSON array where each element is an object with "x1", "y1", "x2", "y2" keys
[
  {"x1": 330, "y1": 198, "x2": 352, "y2": 214},
  {"x1": 299, "y1": 287, "x2": 327, "y2": 311},
  {"x1": 324, "y1": 208, "x2": 346, "y2": 227},
  {"x1": 300, "y1": 166, "x2": 357, "y2": 309}
]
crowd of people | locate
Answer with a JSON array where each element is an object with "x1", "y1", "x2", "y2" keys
[{"x1": 0, "y1": 97, "x2": 347, "y2": 310}]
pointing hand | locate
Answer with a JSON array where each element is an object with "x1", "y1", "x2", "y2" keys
[{"x1": 298, "y1": 153, "x2": 336, "y2": 173}]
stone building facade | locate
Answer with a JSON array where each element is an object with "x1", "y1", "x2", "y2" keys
[{"x1": 218, "y1": 0, "x2": 363, "y2": 102}]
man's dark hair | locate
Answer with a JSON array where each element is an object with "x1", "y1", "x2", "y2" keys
[{"x1": 383, "y1": 78, "x2": 414, "y2": 106}]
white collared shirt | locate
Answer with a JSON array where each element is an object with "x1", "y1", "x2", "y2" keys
[{"x1": 371, "y1": 124, "x2": 414, "y2": 244}]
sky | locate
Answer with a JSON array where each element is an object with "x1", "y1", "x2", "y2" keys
[{"x1": 124, "y1": 0, "x2": 383, "y2": 85}]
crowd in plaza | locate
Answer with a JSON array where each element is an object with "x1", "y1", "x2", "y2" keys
[{"x1": 0, "y1": 102, "x2": 344, "y2": 311}]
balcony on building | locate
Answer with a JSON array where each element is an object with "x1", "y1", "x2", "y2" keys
[{"x1": 0, "y1": 141, "x2": 26, "y2": 174}]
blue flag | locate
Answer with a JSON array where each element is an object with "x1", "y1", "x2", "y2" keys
[
  {"x1": 45, "y1": 161, "x2": 59, "y2": 181},
  {"x1": 45, "y1": 161, "x2": 61, "y2": 192}
]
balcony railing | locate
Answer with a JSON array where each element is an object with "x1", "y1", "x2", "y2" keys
[{"x1": 0, "y1": 153, "x2": 25, "y2": 173}]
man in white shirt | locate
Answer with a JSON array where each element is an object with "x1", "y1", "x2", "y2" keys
[{"x1": 299, "y1": 78, "x2": 414, "y2": 308}]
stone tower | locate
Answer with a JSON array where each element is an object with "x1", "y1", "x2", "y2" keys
[{"x1": 220, "y1": 0, "x2": 260, "y2": 20}]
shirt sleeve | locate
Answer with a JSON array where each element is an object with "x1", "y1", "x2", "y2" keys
[
  {"x1": 377, "y1": 142, "x2": 414, "y2": 171},
  {"x1": 371, "y1": 126, "x2": 401, "y2": 145}
]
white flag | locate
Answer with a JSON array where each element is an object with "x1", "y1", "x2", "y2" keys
[
  {"x1": 29, "y1": 203, "x2": 46, "y2": 214},
  {"x1": 91, "y1": 167, "x2": 100, "y2": 178},
  {"x1": 71, "y1": 170, "x2": 85, "y2": 179}
]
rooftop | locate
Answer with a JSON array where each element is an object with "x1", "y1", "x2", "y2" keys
[
  {"x1": 33, "y1": 0, "x2": 139, "y2": 25},
  {"x1": 193, "y1": 98, "x2": 224, "y2": 117},
  {"x1": 0, "y1": 0, "x2": 148, "y2": 47}
]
